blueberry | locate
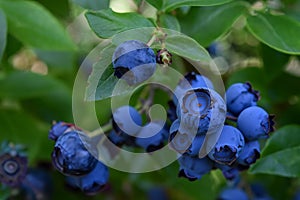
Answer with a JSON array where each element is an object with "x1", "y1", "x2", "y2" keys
[
  {"x1": 226, "y1": 82, "x2": 260, "y2": 115},
  {"x1": 0, "y1": 153, "x2": 28, "y2": 187},
  {"x1": 173, "y1": 72, "x2": 214, "y2": 106},
  {"x1": 147, "y1": 187, "x2": 169, "y2": 200},
  {"x1": 177, "y1": 87, "x2": 226, "y2": 136},
  {"x1": 107, "y1": 130, "x2": 127, "y2": 146},
  {"x1": 208, "y1": 125, "x2": 245, "y2": 165},
  {"x1": 215, "y1": 163, "x2": 240, "y2": 181},
  {"x1": 218, "y1": 188, "x2": 249, "y2": 200},
  {"x1": 135, "y1": 121, "x2": 169, "y2": 152},
  {"x1": 251, "y1": 183, "x2": 273, "y2": 200},
  {"x1": 237, "y1": 106, "x2": 275, "y2": 141},
  {"x1": 49, "y1": 121, "x2": 76, "y2": 141},
  {"x1": 112, "y1": 105, "x2": 142, "y2": 137},
  {"x1": 51, "y1": 131, "x2": 97, "y2": 176},
  {"x1": 237, "y1": 140, "x2": 260, "y2": 166},
  {"x1": 112, "y1": 40, "x2": 156, "y2": 85},
  {"x1": 66, "y1": 161, "x2": 109, "y2": 195},
  {"x1": 178, "y1": 154, "x2": 213, "y2": 181},
  {"x1": 0, "y1": 142, "x2": 28, "y2": 187},
  {"x1": 20, "y1": 168, "x2": 53, "y2": 200}
]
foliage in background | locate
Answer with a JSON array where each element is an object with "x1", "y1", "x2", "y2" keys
[{"x1": 0, "y1": 0, "x2": 300, "y2": 199}]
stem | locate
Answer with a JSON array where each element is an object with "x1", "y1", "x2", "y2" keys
[
  {"x1": 139, "y1": 86, "x2": 155, "y2": 114},
  {"x1": 88, "y1": 121, "x2": 112, "y2": 138},
  {"x1": 226, "y1": 115, "x2": 238, "y2": 122},
  {"x1": 147, "y1": 33, "x2": 157, "y2": 47}
]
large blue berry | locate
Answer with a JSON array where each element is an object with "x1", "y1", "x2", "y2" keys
[
  {"x1": 208, "y1": 125, "x2": 245, "y2": 165},
  {"x1": 173, "y1": 72, "x2": 214, "y2": 106},
  {"x1": 237, "y1": 106, "x2": 275, "y2": 141},
  {"x1": 178, "y1": 154, "x2": 213, "y2": 181},
  {"x1": 176, "y1": 88, "x2": 226, "y2": 135},
  {"x1": 237, "y1": 140, "x2": 260, "y2": 166},
  {"x1": 218, "y1": 188, "x2": 249, "y2": 200},
  {"x1": 112, "y1": 40, "x2": 156, "y2": 85},
  {"x1": 51, "y1": 131, "x2": 97, "y2": 176},
  {"x1": 66, "y1": 161, "x2": 109, "y2": 195},
  {"x1": 135, "y1": 121, "x2": 169, "y2": 152},
  {"x1": 226, "y1": 82, "x2": 260, "y2": 115}
]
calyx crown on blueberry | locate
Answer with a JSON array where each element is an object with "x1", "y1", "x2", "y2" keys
[{"x1": 112, "y1": 40, "x2": 156, "y2": 85}]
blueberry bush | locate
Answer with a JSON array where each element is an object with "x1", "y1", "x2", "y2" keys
[{"x1": 1, "y1": 0, "x2": 300, "y2": 199}]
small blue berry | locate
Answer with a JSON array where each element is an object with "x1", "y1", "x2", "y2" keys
[
  {"x1": 226, "y1": 82, "x2": 260, "y2": 115},
  {"x1": 147, "y1": 186, "x2": 169, "y2": 200},
  {"x1": 218, "y1": 188, "x2": 249, "y2": 200},
  {"x1": 215, "y1": 163, "x2": 240, "y2": 181},
  {"x1": 49, "y1": 121, "x2": 77, "y2": 141},
  {"x1": 51, "y1": 131, "x2": 97, "y2": 176},
  {"x1": 112, "y1": 105, "x2": 142, "y2": 137},
  {"x1": 173, "y1": 72, "x2": 214, "y2": 106},
  {"x1": 208, "y1": 125, "x2": 245, "y2": 165},
  {"x1": 251, "y1": 183, "x2": 273, "y2": 200},
  {"x1": 237, "y1": 140, "x2": 260, "y2": 166},
  {"x1": 112, "y1": 40, "x2": 156, "y2": 85},
  {"x1": 178, "y1": 154, "x2": 213, "y2": 181},
  {"x1": 135, "y1": 121, "x2": 169, "y2": 152},
  {"x1": 66, "y1": 161, "x2": 109, "y2": 195},
  {"x1": 237, "y1": 106, "x2": 275, "y2": 141}
]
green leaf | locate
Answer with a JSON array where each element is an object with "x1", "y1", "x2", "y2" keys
[
  {"x1": 0, "y1": 8, "x2": 6, "y2": 60},
  {"x1": 0, "y1": 109, "x2": 50, "y2": 164},
  {"x1": 73, "y1": 0, "x2": 109, "y2": 10},
  {"x1": 85, "y1": 8, "x2": 154, "y2": 39},
  {"x1": 247, "y1": 13, "x2": 300, "y2": 55},
  {"x1": 165, "y1": 34, "x2": 210, "y2": 62},
  {"x1": 250, "y1": 125, "x2": 300, "y2": 177},
  {"x1": 261, "y1": 125, "x2": 300, "y2": 156},
  {"x1": 179, "y1": 1, "x2": 248, "y2": 47},
  {"x1": 0, "y1": 71, "x2": 70, "y2": 100},
  {"x1": 163, "y1": 0, "x2": 234, "y2": 12},
  {"x1": 146, "y1": 0, "x2": 163, "y2": 10},
  {"x1": 0, "y1": 0, "x2": 75, "y2": 51},
  {"x1": 250, "y1": 146, "x2": 300, "y2": 177},
  {"x1": 159, "y1": 14, "x2": 181, "y2": 32}
]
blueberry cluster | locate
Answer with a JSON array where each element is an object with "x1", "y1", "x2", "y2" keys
[
  {"x1": 0, "y1": 141, "x2": 52, "y2": 199},
  {"x1": 167, "y1": 73, "x2": 274, "y2": 181},
  {"x1": 108, "y1": 105, "x2": 169, "y2": 152},
  {"x1": 49, "y1": 122, "x2": 109, "y2": 195}
]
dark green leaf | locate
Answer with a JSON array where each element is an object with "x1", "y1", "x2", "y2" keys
[
  {"x1": 179, "y1": 1, "x2": 248, "y2": 47},
  {"x1": 85, "y1": 8, "x2": 154, "y2": 39},
  {"x1": 0, "y1": 109, "x2": 50, "y2": 163},
  {"x1": 165, "y1": 34, "x2": 210, "y2": 62},
  {"x1": 112, "y1": 27, "x2": 155, "y2": 45},
  {"x1": 36, "y1": 0, "x2": 70, "y2": 18},
  {"x1": 0, "y1": 71, "x2": 70, "y2": 100},
  {"x1": 247, "y1": 13, "x2": 300, "y2": 54},
  {"x1": 0, "y1": 0, "x2": 76, "y2": 51},
  {"x1": 250, "y1": 146, "x2": 300, "y2": 177},
  {"x1": 73, "y1": 0, "x2": 109, "y2": 10},
  {"x1": 261, "y1": 125, "x2": 300, "y2": 156},
  {"x1": 159, "y1": 14, "x2": 181, "y2": 32},
  {"x1": 250, "y1": 125, "x2": 300, "y2": 177},
  {"x1": 163, "y1": 0, "x2": 234, "y2": 12},
  {"x1": 0, "y1": 8, "x2": 6, "y2": 60},
  {"x1": 145, "y1": 0, "x2": 164, "y2": 10}
]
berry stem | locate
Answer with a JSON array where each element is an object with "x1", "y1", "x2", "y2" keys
[
  {"x1": 226, "y1": 115, "x2": 238, "y2": 122},
  {"x1": 88, "y1": 121, "x2": 112, "y2": 138},
  {"x1": 147, "y1": 33, "x2": 157, "y2": 47}
]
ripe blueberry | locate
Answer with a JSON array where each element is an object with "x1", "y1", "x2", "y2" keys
[
  {"x1": 218, "y1": 188, "x2": 248, "y2": 200},
  {"x1": 135, "y1": 121, "x2": 169, "y2": 152},
  {"x1": 112, "y1": 40, "x2": 156, "y2": 85},
  {"x1": 178, "y1": 154, "x2": 213, "y2": 181},
  {"x1": 66, "y1": 161, "x2": 109, "y2": 195},
  {"x1": 51, "y1": 131, "x2": 97, "y2": 176},
  {"x1": 237, "y1": 140, "x2": 260, "y2": 166},
  {"x1": 208, "y1": 125, "x2": 245, "y2": 165},
  {"x1": 226, "y1": 82, "x2": 260, "y2": 116},
  {"x1": 49, "y1": 121, "x2": 77, "y2": 141},
  {"x1": 237, "y1": 106, "x2": 275, "y2": 141}
]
